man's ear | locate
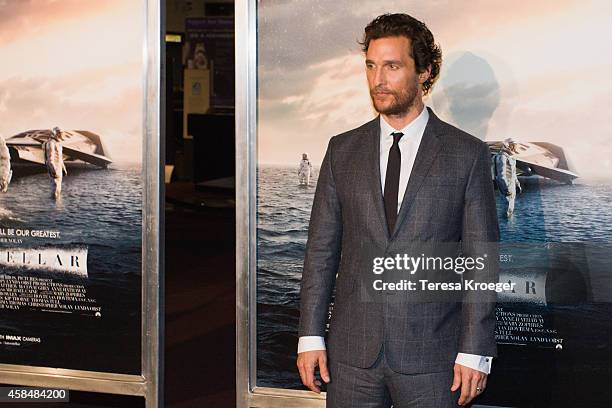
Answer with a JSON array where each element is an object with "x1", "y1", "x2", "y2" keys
[{"x1": 419, "y1": 64, "x2": 432, "y2": 84}]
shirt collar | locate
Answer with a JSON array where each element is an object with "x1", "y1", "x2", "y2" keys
[{"x1": 380, "y1": 105, "x2": 429, "y2": 140}]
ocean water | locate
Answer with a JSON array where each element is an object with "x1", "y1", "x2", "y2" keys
[
  {"x1": 256, "y1": 165, "x2": 612, "y2": 396},
  {"x1": 0, "y1": 166, "x2": 142, "y2": 374}
]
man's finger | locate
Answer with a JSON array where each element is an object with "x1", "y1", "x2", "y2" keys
[
  {"x1": 470, "y1": 372, "x2": 483, "y2": 401},
  {"x1": 458, "y1": 371, "x2": 472, "y2": 406},
  {"x1": 450, "y1": 364, "x2": 461, "y2": 391},
  {"x1": 304, "y1": 361, "x2": 321, "y2": 393},
  {"x1": 297, "y1": 361, "x2": 306, "y2": 387},
  {"x1": 476, "y1": 374, "x2": 487, "y2": 395},
  {"x1": 319, "y1": 355, "x2": 331, "y2": 383},
  {"x1": 298, "y1": 363, "x2": 312, "y2": 392}
]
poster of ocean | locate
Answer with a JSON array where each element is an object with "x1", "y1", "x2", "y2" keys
[{"x1": 0, "y1": 0, "x2": 145, "y2": 375}]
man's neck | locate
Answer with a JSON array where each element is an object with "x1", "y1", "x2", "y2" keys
[{"x1": 381, "y1": 100, "x2": 425, "y2": 131}]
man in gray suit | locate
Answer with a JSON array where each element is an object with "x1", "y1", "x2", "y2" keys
[{"x1": 297, "y1": 13, "x2": 500, "y2": 407}]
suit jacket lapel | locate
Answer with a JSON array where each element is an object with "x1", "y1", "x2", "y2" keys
[
  {"x1": 390, "y1": 107, "x2": 443, "y2": 239},
  {"x1": 363, "y1": 116, "x2": 391, "y2": 239}
]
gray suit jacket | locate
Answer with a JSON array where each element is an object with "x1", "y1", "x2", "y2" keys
[{"x1": 298, "y1": 107, "x2": 500, "y2": 374}]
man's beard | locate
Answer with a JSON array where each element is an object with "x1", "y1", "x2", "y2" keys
[{"x1": 370, "y1": 79, "x2": 419, "y2": 116}]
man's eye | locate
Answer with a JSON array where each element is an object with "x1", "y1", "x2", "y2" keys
[{"x1": 389, "y1": 65, "x2": 398, "y2": 70}]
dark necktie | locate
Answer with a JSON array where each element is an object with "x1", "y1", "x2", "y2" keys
[{"x1": 384, "y1": 132, "x2": 404, "y2": 234}]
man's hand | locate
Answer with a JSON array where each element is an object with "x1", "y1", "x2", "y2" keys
[
  {"x1": 297, "y1": 350, "x2": 330, "y2": 393},
  {"x1": 451, "y1": 363, "x2": 487, "y2": 406}
]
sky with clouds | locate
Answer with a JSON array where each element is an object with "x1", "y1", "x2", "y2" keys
[
  {"x1": 0, "y1": 0, "x2": 144, "y2": 164},
  {"x1": 257, "y1": 0, "x2": 612, "y2": 178}
]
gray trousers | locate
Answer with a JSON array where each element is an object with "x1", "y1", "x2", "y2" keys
[{"x1": 326, "y1": 345, "x2": 460, "y2": 408}]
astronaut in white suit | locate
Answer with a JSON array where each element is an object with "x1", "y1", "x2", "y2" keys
[
  {"x1": 298, "y1": 153, "x2": 312, "y2": 186},
  {"x1": 494, "y1": 138, "x2": 522, "y2": 217},
  {"x1": 43, "y1": 127, "x2": 67, "y2": 200},
  {"x1": 0, "y1": 136, "x2": 12, "y2": 193}
]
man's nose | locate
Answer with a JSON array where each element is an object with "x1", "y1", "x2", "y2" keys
[{"x1": 373, "y1": 67, "x2": 385, "y2": 87}]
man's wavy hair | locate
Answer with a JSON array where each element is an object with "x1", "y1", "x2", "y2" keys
[{"x1": 360, "y1": 13, "x2": 442, "y2": 96}]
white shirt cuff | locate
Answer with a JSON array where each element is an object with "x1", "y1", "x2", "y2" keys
[
  {"x1": 298, "y1": 336, "x2": 326, "y2": 353},
  {"x1": 455, "y1": 353, "x2": 493, "y2": 374}
]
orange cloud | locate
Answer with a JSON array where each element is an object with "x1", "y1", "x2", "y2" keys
[{"x1": 0, "y1": 0, "x2": 132, "y2": 46}]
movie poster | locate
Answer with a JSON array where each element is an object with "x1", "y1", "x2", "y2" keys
[
  {"x1": 185, "y1": 17, "x2": 235, "y2": 110},
  {"x1": 0, "y1": 0, "x2": 145, "y2": 375},
  {"x1": 255, "y1": 1, "x2": 612, "y2": 406}
]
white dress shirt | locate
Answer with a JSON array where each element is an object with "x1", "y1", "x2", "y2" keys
[{"x1": 298, "y1": 106, "x2": 493, "y2": 374}]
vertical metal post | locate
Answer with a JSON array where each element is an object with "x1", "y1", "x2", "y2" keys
[{"x1": 143, "y1": 0, "x2": 164, "y2": 407}]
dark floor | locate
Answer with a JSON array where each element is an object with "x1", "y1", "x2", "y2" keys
[
  {"x1": 2, "y1": 184, "x2": 237, "y2": 407},
  {"x1": 164, "y1": 190, "x2": 236, "y2": 408}
]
